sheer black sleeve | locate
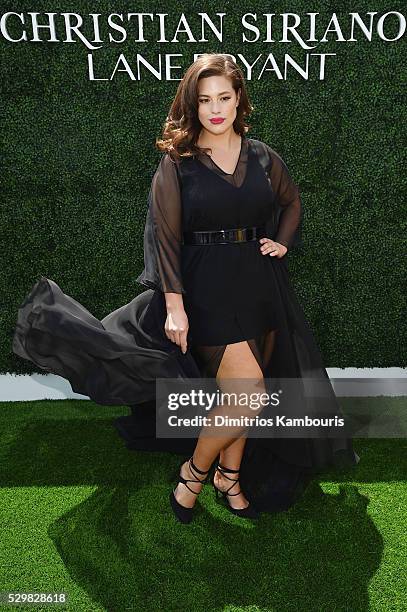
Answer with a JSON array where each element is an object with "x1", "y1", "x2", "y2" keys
[
  {"x1": 265, "y1": 145, "x2": 302, "y2": 251},
  {"x1": 136, "y1": 153, "x2": 185, "y2": 294}
]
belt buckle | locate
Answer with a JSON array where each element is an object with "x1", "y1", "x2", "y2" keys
[{"x1": 236, "y1": 228, "x2": 245, "y2": 242}]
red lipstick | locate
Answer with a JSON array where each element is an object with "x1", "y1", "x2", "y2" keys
[{"x1": 210, "y1": 118, "x2": 225, "y2": 124}]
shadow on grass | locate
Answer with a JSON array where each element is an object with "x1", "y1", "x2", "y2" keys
[
  {"x1": 1, "y1": 415, "x2": 402, "y2": 610},
  {"x1": 0, "y1": 416, "x2": 406, "y2": 485},
  {"x1": 46, "y1": 479, "x2": 381, "y2": 612}
]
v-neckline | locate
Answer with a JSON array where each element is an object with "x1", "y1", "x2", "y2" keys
[
  {"x1": 195, "y1": 136, "x2": 250, "y2": 189},
  {"x1": 203, "y1": 135, "x2": 244, "y2": 176}
]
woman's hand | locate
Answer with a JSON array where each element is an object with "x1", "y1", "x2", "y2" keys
[
  {"x1": 259, "y1": 238, "x2": 288, "y2": 258},
  {"x1": 165, "y1": 307, "x2": 189, "y2": 354}
]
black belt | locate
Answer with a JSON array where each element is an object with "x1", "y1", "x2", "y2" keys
[{"x1": 183, "y1": 225, "x2": 267, "y2": 245}]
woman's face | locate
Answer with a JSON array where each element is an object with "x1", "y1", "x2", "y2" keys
[{"x1": 196, "y1": 75, "x2": 241, "y2": 135}]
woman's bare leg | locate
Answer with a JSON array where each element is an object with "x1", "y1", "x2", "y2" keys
[
  {"x1": 219, "y1": 435, "x2": 247, "y2": 470},
  {"x1": 215, "y1": 434, "x2": 249, "y2": 508},
  {"x1": 174, "y1": 340, "x2": 265, "y2": 508}
]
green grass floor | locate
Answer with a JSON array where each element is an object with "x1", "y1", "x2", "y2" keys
[{"x1": 0, "y1": 399, "x2": 406, "y2": 612}]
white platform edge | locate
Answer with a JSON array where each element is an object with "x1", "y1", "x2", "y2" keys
[{"x1": 0, "y1": 369, "x2": 406, "y2": 402}]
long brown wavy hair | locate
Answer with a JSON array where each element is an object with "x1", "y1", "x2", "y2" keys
[{"x1": 156, "y1": 53, "x2": 254, "y2": 161}]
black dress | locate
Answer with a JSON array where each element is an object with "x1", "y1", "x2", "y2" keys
[{"x1": 12, "y1": 134, "x2": 360, "y2": 512}]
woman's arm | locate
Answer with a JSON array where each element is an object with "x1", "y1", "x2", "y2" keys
[
  {"x1": 137, "y1": 154, "x2": 186, "y2": 295},
  {"x1": 266, "y1": 146, "x2": 302, "y2": 252},
  {"x1": 149, "y1": 153, "x2": 185, "y2": 294},
  {"x1": 136, "y1": 153, "x2": 188, "y2": 352}
]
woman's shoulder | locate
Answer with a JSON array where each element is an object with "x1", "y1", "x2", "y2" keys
[
  {"x1": 150, "y1": 151, "x2": 182, "y2": 188},
  {"x1": 248, "y1": 138, "x2": 295, "y2": 179},
  {"x1": 248, "y1": 137, "x2": 284, "y2": 163},
  {"x1": 154, "y1": 151, "x2": 182, "y2": 176},
  {"x1": 154, "y1": 149, "x2": 196, "y2": 182}
]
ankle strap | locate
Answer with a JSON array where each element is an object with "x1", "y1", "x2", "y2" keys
[
  {"x1": 189, "y1": 457, "x2": 209, "y2": 476},
  {"x1": 216, "y1": 463, "x2": 241, "y2": 496},
  {"x1": 217, "y1": 462, "x2": 240, "y2": 474}
]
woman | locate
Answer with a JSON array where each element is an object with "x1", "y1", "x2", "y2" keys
[{"x1": 12, "y1": 53, "x2": 359, "y2": 524}]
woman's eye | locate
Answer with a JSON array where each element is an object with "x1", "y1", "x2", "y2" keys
[{"x1": 199, "y1": 97, "x2": 231, "y2": 103}]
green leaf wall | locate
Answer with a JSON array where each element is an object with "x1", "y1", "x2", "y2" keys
[{"x1": 2, "y1": 1, "x2": 406, "y2": 374}]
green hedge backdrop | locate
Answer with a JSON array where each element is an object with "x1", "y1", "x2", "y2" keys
[{"x1": 2, "y1": 1, "x2": 406, "y2": 375}]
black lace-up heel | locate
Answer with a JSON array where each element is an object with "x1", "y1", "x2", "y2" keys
[
  {"x1": 169, "y1": 457, "x2": 210, "y2": 524},
  {"x1": 212, "y1": 462, "x2": 260, "y2": 519}
]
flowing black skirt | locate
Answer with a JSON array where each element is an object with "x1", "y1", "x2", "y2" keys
[{"x1": 12, "y1": 273, "x2": 360, "y2": 513}]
